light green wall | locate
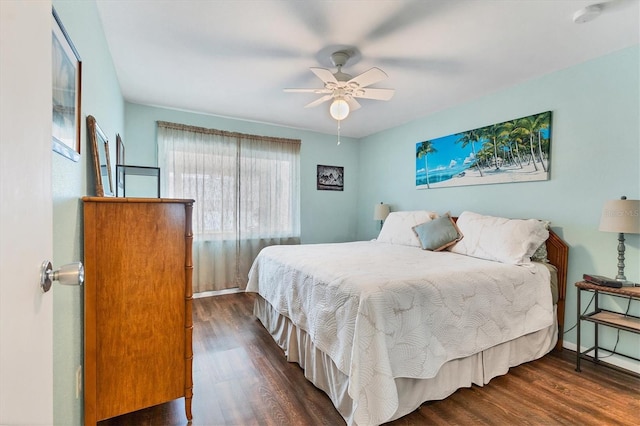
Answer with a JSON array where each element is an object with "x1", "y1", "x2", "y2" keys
[
  {"x1": 52, "y1": 1, "x2": 125, "y2": 424},
  {"x1": 124, "y1": 103, "x2": 360, "y2": 244},
  {"x1": 357, "y1": 45, "x2": 640, "y2": 371}
]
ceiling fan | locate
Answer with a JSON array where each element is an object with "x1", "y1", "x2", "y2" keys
[{"x1": 284, "y1": 50, "x2": 395, "y2": 121}]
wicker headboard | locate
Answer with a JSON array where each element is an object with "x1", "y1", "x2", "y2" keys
[{"x1": 546, "y1": 229, "x2": 569, "y2": 351}]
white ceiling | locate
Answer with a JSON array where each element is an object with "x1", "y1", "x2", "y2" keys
[{"x1": 96, "y1": 0, "x2": 639, "y2": 138}]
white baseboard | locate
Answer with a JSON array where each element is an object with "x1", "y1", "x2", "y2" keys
[
  {"x1": 193, "y1": 287, "x2": 242, "y2": 298},
  {"x1": 563, "y1": 341, "x2": 640, "y2": 374}
]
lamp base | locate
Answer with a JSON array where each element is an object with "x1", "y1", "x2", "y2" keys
[{"x1": 615, "y1": 232, "x2": 627, "y2": 282}]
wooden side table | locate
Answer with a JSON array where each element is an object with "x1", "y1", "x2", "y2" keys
[{"x1": 575, "y1": 281, "x2": 640, "y2": 375}]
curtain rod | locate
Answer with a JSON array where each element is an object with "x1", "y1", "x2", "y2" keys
[{"x1": 157, "y1": 121, "x2": 301, "y2": 146}]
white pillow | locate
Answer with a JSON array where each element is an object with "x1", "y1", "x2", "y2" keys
[
  {"x1": 377, "y1": 210, "x2": 438, "y2": 247},
  {"x1": 449, "y1": 211, "x2": 549, "y2": 265}
]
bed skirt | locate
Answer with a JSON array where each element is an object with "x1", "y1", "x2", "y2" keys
[{"x1": 253, "y1": 295, "x2": 558, "y2": 426}]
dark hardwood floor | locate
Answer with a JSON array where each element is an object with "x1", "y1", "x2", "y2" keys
[{"x1": 100, "y1": 293, "x2": 639, "y2": 426}]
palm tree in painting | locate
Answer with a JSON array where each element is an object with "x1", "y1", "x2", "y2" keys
[
  {"x1": 502, "y1": 143, "x2": 515, "y2": 167},
  {"x1": 416, "y1": 140, "x2": 437, "y2": 188},
  {"x1": 511, "y1": 135, "x2": 526, "y2": 169},
  {"x1": 502, "y1": 120, "x2": 523, "y2": 168},
  {"x1": 510, "y1": 126, "x2": 533, "y2": 167},
  {"x1": 475, "y1": 148, "x2": 492, "y2": 170},
  {"x1": 513, "y1": 114, "x2": 548, "y2": 172},
  {"x1": 479, "y1": 123, "x2": 508, "y2": 170},
  {"x1": 456, "y1": 129, "x2": 483, "y2": 177},
  {"x1": 535, "y1": 111, "x2": 551, "y2": 171}
]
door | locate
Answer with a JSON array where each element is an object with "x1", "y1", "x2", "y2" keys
[{"x1": 0, "y1": 1, "x2": 54, "y2": 424}]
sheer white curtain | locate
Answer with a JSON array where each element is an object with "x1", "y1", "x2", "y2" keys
[{"x1": 157, "y1": 121, "x2": 300, "y2": 292}]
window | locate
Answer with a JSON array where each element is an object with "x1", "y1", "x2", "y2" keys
[{"x1": 158, "y1": 121, "x2": 300, "y2": 292}]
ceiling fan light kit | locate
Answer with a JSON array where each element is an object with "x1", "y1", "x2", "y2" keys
[
  {"x1": 285, "y1": 49, "x2": 395, "y2": 124},
  {"x1": 330, "y1": 98, "x2": 350, "y2": 121}
]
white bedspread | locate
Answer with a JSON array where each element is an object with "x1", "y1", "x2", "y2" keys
[{"x1": 246, "y1": 241, "x2": 552, "y2": 425}]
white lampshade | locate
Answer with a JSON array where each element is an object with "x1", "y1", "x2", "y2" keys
[
  {"x1": 330, "y1": 98, "x2": 350, "y2": 121},
  {"x1": 599, "y1": 199, "x2": 640, "y2": 234},
  {"x1": 373, "y1": 203, "x2": 390, "y2": 221}
]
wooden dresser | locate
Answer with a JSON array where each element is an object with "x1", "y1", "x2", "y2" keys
[{"x1": 82, "y1": 197, "x2": 194, "y2": 425}]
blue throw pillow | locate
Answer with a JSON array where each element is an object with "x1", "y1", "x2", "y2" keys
[{"x1": 412, "y1": 215, "x2": 463, "y2": 251}]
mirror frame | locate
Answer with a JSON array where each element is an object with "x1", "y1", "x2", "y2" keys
[{"x1": 87, "y1": 115, "x2": 114, "y2": 197}]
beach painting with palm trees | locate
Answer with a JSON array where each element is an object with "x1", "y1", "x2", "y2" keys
[{"x1": 416, "y1": 111, "x2": 552, "y2": 189}]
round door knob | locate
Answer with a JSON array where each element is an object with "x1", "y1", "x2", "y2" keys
[{"x1": 40, "y1": 261, "x2": 84, "y2": 292}]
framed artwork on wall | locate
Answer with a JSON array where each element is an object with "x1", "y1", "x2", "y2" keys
[
  {"x1": 52, "y1": 7, "x2": 82, "y2": 162},
  {"x1": 317, "y1": 165, "x2": 344, "y2": 191},
  {"x1": 87, "y1": 115, "x2": 114, "y2": 197},
  {"x1": 416, "y1": 111, "x2": 552, "y2": 189}
]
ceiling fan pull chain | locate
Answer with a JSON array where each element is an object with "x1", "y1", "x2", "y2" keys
[{"x1": 337, "y1": 120, "x2": 341, "y2": 145}]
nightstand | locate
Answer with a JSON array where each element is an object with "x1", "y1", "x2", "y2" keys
[{"x1": 575, "y1": 281, "x2": 640, "y2": 375}]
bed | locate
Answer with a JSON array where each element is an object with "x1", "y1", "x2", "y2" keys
[{"x1": 246, "y1": 211, "x2": 568, "y2": 425}]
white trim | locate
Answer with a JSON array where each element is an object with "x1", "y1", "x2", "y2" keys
[{"x1": 193, "y1": 287, "x2": 242, "y2": 299}]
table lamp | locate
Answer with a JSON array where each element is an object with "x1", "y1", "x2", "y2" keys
[
  {"x1": 373, "y1": 202, "x2": 390, "y2": 230},
  {"x1": 598, "y1": 196, "x2": 640, "y2": 283}
]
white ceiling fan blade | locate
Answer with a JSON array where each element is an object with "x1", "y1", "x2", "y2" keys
[
  {"x1": 347, "y1": 67, "x2": 388, "y2": 88},
  {"x1": 284, "y1": 88, "x2": 332, "y2": 94},
  {"x1": 304, "y1": 94, "x2": 333, "y2": 108},
  {"x1": 352, "y1": 87, "x2": 395, "y2": 101},
  {"x1": 345, "y1": 97, "x2": 361, "y2": 111},
  {"x1": 310, "y1": 67, "x2": 338, "y2": 85}
]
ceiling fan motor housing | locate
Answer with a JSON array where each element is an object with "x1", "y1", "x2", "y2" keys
[
  {"x1": 331, "y1": 51, "x2": 354, "y2": 81},
  {"x1": 330, "y1": 50, "x2": 352, "y2": 68}
]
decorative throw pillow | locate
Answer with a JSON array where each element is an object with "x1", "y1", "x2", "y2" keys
[
  {"x1": 531, "y1": 243, "x2": 549, "y2": 263},
  {"x1": 448, "y1": 211, "x2": 549, "y2": 265},
  {"x1": 412, "y1": 214, "x2": 463, "y2": 251},
  {"x1": 376, "y1": 210, "x2": 439, "y2": 247},
  {"x1": 531, "y1": 221, "x2": 551, "y2": 263}
]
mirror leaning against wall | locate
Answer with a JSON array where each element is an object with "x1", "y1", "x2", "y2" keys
[{"x1": 87, "y1": 115, "x2": 113, "y2": 196}]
